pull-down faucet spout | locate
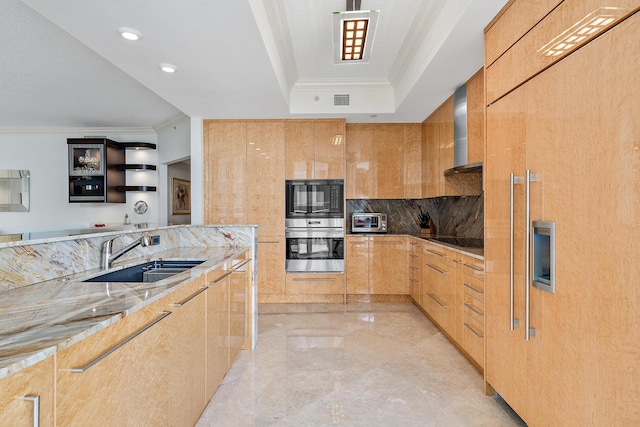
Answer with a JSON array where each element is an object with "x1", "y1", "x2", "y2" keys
[{"x1": 101, "y1": 235, "x2": 151, "y2": 269}]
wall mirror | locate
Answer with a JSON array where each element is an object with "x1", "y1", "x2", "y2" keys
[{"x1": 0, "y1": 170, "x2": 30, "y2": 212}]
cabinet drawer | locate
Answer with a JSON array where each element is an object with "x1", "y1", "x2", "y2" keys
[
  {"x1": 462, "y1": 277, "x2": 484, "y2": 304},
  {"x1": 486, "y1": 0, "x2": 636, "y2": 104},
  {"x1": 463, "y1": 315, "x2": 484, "y2": 366},
  {"x1": 286, "y1": 274, "x2": 345, "y2": 294},
  {"x1": 462, "y1": 258, "x2": 484, "y2": 281},
  {"x1": 463, "y1": 293, "x2": 485, "y2": 325}
]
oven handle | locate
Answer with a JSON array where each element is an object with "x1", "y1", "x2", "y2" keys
[{"x1": 285, "y1": 228, "x2": 344, "y2": 239}]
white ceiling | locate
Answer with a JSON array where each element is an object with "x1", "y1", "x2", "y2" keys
[{"x1": 3, "y1": 0, "x2": 507, "y2": 129}]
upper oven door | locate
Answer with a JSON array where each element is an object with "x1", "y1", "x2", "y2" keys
[{"x1": 286, "y1": 180, "x2": 343, "y2": 218}]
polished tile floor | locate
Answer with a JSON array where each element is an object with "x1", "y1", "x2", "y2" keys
[{"x1": 196, "y1": 303, "x2": 525, "y2": 427}]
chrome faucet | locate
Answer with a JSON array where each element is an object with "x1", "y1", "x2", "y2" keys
[{"x1": 102, "y1": 235, "x2": 151, "y2": 269}]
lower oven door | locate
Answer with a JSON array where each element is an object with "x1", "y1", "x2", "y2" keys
[{"x1": 285, "y1": 228, "x2": 344, "y2": 273}]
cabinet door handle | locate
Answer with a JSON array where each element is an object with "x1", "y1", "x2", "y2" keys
[
  {"x1": 409, "y1": 254, "x2": 418, "y2": 259},
  {"x1": 258, "y1": 240, "x2": 280, "y2": 244},
  {"x1": 425, "y1": 291, "x2": 449, "y2": 308},
  {"x1": 376, "y1": 241, "x2": 403, "y2": 245},
  {"x1": 170, "y1": 286, "x2": 208, "y2": 307},
  {"x1": 69, "y1": 311, "x2": 172, "y2": 373},
  {"x1": 22, "y1": 395, "x2": 39, "y2": 427},
  {"x1": 452, "y1": 259, "x2": 463, "y2": 264},
  {"x1": 425, "y1": 263, "x2": 449, "y2": 275},
  {"x1": 209, "y1": 271, "x2": 232, "y2": 284},
  {"x1": 463, "y1": 282, "x2": 484, "y2": 294},
  {"x1": 463, "y1": 262, "x2": 483, "y2": 272},
  {"x1": 464, "y1": 302, "x2": 484, "y2": 316},
  {"x1": 292, "y1": 277, "x2": 336, "y2": 282},
  {"x1": 464, "y1": 322, "x2": 484, "y2": 338},
  {"x1": 425, "y1": 248, "x2": 447, "y2": 258},
  {"x1": 409, "y1": 266, "x2": 419, "y2": 272},
  {"x1": 232, "y1": 259, "x2": 251, "y2": 270}
]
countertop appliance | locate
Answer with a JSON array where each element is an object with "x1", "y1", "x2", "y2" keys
[{"x1": 351, "y1": 213, "x2": 387, "y2": 233}]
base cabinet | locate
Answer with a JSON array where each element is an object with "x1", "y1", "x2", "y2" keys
[
  {"x1": 345, "y1": 236, "x2": 407, "y2": 296},
  {"x1": 167, "y1": 278, "x2": 207, "y2": 427},
  {"x1": 0, "y1": 357, "x2": 54, "y2": 427},
  {"x1": 56, "y1": 300, "x2": 171, "y2": 426},
  {"x1": 230, "y1": 260, "x2": 251, "y2": 363},
  {"x1": 206, "y1": 268, "x2": 231, "y2": 400}
]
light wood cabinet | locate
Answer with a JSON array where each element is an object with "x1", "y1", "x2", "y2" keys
[
  {"x1": 485, "y1": 11, "x2": 640, "y2": 425},
  {"x1": 407, "y1": 240, "x2": 423, "y2": 304},
  {"x1": 422, "y1": 243, "x2": 456, "y2": 334},
  {"x1": 229, "y1": 259, "x2": 251, "y2": 363},
  {"x1": 422, "y1": 97, "x2": 481, "y2": 197},
  {"x1": 246, "y1": 122, "x2": 285, "y2": 237},
  {"x1": 167, "y1": 277, "x2": 207, "y2": 427},
  {"x1": 369, "y1": 236, "x2": 407, "y2": 294},
  {"x1": 374, "y1": 125, "x2": 405, "y2": 198},
  {"x1": 285, "y1": 273, "x2": 345, "y2": 295},
  {"x1": 257, "y1": 239, "x2": 285, "y2": 295},
  {"x1": 205, "y1": 268, "x2": 230, "y2": 401},
  {"x1": 346, "y1": 124, "x2": 422, "y2": 199},
  {"x1": 345, "y1": 125, "x2": 375, "y2": 198},
  {"x1": 465, "y1": 68, "x2": 485, "y2": 165},
  {"x1": 285, "y1": 119, "x2": 345, "y2": 179},
  {"x1": 345, "y1": 235, "x2": 407, "y2": 295},
  {"x1": 0, "y1": 357, "x2": 54, "y2": 427},
  {"x1": 204, "y1": 121, "x2": 247, "y2": 224},
  {"x1": 403, "y1": 124, "x2": 423, "y2": 198},
  {"x1": 345, "y1": 236, "x2": 370, "y2": 294},
  {"x1": 56, "y1": 299, "x2": 170, "y2": 426}
]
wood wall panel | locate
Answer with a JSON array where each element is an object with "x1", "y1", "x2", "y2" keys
[
  {"x1": 345, "y1": 124, "x2": 375, "y2": 198},
  {"x1": 285, "y1": 120, "x2": 315, "y2": 179},
  {"x1": 314, "y1": 119, "x2": 345, "y2": 179},
  {"x1": 403, "y1": 124, "x2": 423, "y2": 198}
]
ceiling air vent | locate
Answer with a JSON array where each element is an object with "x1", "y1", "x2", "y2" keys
[{"x1": 334, "y1": 94, "x2": 350, "y2": 106}]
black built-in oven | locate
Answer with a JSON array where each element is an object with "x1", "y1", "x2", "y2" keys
[{"x1": 285, "y1": 179, "x2": 343, "y2": 219}]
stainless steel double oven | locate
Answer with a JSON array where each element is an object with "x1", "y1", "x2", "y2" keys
[{"x1": 285, "y1": 180, "x2": 344, "y2": 273}]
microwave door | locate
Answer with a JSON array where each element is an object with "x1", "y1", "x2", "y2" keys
[
  {"x1": 309, "y1": 184, "x2": 330, "y2": 213},
  {"x1": 291, "y1": 184, "x2": 310, "y2": 214}
]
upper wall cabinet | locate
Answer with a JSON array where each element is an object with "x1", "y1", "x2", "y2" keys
[
  {"x1": 345, "y1": 123, "x2": 422, "y2": 199},
  {"x1": 285, "y1": 119, "x2": 345, "y2": 180}
]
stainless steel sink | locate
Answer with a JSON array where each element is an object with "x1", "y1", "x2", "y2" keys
[{"x1": 83, "y1": 260, "x2": 205, "y2": 283}]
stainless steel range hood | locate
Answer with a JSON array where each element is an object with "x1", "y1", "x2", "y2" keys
[{"x1": 444, "y1": 85, "x2": 482, "y2": 177}]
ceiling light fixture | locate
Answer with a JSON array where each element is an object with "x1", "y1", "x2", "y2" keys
[
  {"x1": 117, "y1": 27, "x2": 142, "y2": 41},
  {"x1": 333, "y1": 9, "x2": 379, "y2": 64},
  {"x1": 159, "y1": 63, "x2": 177, "y2": 73}
]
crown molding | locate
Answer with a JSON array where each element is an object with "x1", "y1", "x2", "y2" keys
[
  {"x1": 0, "y1": 127, "x2": 156, "y2": 135},
  {"x1": 153, "y1": 113, "x2": 190, "y2": 133}
]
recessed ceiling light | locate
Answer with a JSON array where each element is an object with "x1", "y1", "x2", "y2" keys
[
  {"x1": 159, "y1": 63, "x2": 177, "y2": 73},
  {"x1": 117, "y1": 27, "x2": 142, "y2": 41}
]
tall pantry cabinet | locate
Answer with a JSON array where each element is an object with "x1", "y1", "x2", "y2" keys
[{"x1": 484, "y1": 4, "x2": 640, "y2": 426}]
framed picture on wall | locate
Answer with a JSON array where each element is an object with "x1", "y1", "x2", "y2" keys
[{"x1": 172, "y1": 178, "x2": 191, "y2": 215}]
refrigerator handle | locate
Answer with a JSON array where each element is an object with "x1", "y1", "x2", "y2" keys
[
  {"x1": 510, "y1": 173, "x2": 521, "y2": 330},
  {"x1": 525, "y1": 170, "x2": 537, "y2": 340}
]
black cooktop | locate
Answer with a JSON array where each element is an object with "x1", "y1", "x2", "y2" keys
[{"x1": 429, "y1": 237, "x2": 484, "y2": 249}]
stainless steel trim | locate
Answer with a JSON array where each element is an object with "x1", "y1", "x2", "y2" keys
[
  {"x1": 285, "y1": 259, "x2": 344, "y2": 273},
  {"x1": 292, "y1": 277, "x2": 337, "y2": 282},
  {"x1": 70, "y1": 311, "x2": 172, "y2": 373},
  {"x1": 23, "y1": 395, "x2": 39, "y2": 427},
  {"x1": 525, "y1": 169, "x2": 534, "y2": 340},
  {"x1": 463, "y1": 262, "x2": 483, "y2": 272},
  {"x1": 169, "y1": 286, "x2": 208, "y2": 307},
  {"x1": 209, "y1": 271, "x2": 232, "y2": 284},
  {"x1": 510, "y1": 173, "x2": 519, "y2": 331},
  {"x1": 285, "y1": 218, "x2": 344, "y2": 229},
  {"x1": 285, "y1": 228, "x2": 344, "y2": 239},
  {"x1": 425, "y1": 248, "x2": 447, "y2": 258},
  {"x1": 464, "y1": 322, "x2": 484, "y2": 338},
  {"x1": 464, "y1": 302, "x2": 484, "y2": 316},
  {"x1": 425, "y1": 291, "x2": 449, "y2": 308},
  {"x1": 463, "y1": 282, "x2": 483, "y2": 294},
  {"x1": 425, "y1": 263, "x2": 449, "y2": 275}
]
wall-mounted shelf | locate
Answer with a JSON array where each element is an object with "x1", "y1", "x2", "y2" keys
[
  {"x1": 117, "y1": 164, "x2": 157, "y2": 171},
  {"x1": 118, "y1": 142, "x2": 157, "y2": 150},
  {"x1": 116, "y1": 186, "x2": 157, "y2": 192}
]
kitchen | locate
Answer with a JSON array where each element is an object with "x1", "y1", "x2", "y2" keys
[{"x1": 1, "y1": 0, "x2": 639, "y2": 426}]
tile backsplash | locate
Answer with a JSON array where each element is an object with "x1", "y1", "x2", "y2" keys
[{"x1": 347, "y1": 195, "x2": 483, "y2": 238}]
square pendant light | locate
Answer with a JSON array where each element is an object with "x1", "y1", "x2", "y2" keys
[{"x1": 333, "y1": 10, "x2": 379, "y2": 63}]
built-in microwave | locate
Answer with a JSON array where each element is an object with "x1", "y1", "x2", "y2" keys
[
  {"x1": 285, "y1": 179, "x2": 343, "y2": 219},
  {"x1": 351, "y1": 213, "x2": 387, "y2": 233}
]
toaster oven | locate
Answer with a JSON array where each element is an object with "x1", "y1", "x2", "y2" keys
[{"x1": 351, "y1": 213, "x2": 387, "y2": 233}]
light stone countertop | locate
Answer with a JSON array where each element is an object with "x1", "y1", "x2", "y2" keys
[{"x1": 0, "y1": 245, "x2": 250, "y2": 379}]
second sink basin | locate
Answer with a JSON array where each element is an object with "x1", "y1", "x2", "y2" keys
[{"x1": 84, "y1": 260, "x2": 205, "y2": 283}]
